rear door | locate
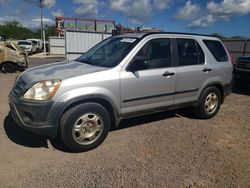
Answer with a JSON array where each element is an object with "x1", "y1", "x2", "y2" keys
[
  {"x1": 203, "y1": 39, "x2": 232, "y2": 85},
  {"x1": 174, "y1": 38, "x2": 209, "y2": 104},
  {"x1": 120, "y1": 38, "x2": 176, "y2": 115}
]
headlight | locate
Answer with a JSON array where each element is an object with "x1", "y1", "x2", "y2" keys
[{"x1": 23, "y1": 80, "x2": 61, "y2": 100}]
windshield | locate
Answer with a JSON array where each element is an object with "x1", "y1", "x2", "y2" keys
[
  {"x1": 18, "y1": 41, "x2": 31, "y2": 45},
  {"x1": 76, "y1": 37, "x2": 139, "y2": 68},
  {"x1": 30, "y1": 40, "x2": 37, "y2": 45}
]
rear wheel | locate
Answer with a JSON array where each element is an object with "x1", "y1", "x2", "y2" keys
[
  {"x1": 1, "y1": 62, "x2": 16, "y2": 73},
  {"x1": 60, "y1": 103, "x2": 111, "y2": 152},
  {"x1": 194, "y1": 86, "x2": 221, "y2": 119}
]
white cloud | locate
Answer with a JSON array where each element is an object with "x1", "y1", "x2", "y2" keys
[
  {"x1": 207, "y1": 0, "x2": 250, "y2": 17},
  {"x1": 153, "y1": 0, "x2": 172, "y2": 10},
  {"x1": 175, "y1": 0, "x2": 200, "y2": 20},
  {"x1": 111, "y1": 0, "x2": 151, "y2": 24},
  {"x1": 110, "y1": 0, "x2": 172, "y2": 24},
  {"x1": 51, "y1": 9, "x2": 63, "y2": 17},
  {"x1": 110, "y1": 0, "x2": 127, "y2": 12},
  {"x1": 43, "y1": 0, "x2": 55, "y2": 8},
  {"x1": 73, "y1": 0, "x2": 173, "y2": 24},
  {"x1": 32, "y1": 17, "x2": 54, "y2": 23},
  {"x1": 189, "y1": 0, "x2": 250, "y2": 28},
  {"x1": 23, "y1": 0, "x2": 55, "y2": 8},
  {"x1": 73, "y1": 0, "x2": 100, "y2": 17},
  {"x1": 189, "y1": 14, "x2": 215, "y2": 28}
]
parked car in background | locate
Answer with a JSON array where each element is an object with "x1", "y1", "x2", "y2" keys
[
  {"x1": 233, "y1": 56, "x2": 250, "y2": 81},
  {"x1": 9, "y1": 32, "x2": 232, "y2": 152},
  {"x1": 27, "y1": 39, "x2": 42, "y2": 52},
  {"x1": 17, "y1": 40, "x2": 36, "y2": 55},
  {"x1": 0, "y1": 41, "x2": 28, "y2": 73}
]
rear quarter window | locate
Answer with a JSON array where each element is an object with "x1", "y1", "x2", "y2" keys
[{"x1": 203, "y1": 40, "x2": 228, "y2": 62}]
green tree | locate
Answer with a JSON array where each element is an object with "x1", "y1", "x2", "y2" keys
[
  {"x1": 211, "y1": 33, "x2": 227, "y2": 40},
  {"x1": 0, "y1": 20, "x2": 39, "y2": 40},
  {"x1": 231, "y1": 36, "x2": 245, "y2": 39},
  {"x1": 35, "y1": 24, "x2": 57, "y2": 40}
]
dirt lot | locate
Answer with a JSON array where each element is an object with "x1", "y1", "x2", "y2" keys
[{"x1": 0, "y1": 58, "x2": 250, "y2": 188}]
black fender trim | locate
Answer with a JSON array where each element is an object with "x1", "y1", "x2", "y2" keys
[{"x1": 49, "y1": 94, "x2": 119, "y2": 136}]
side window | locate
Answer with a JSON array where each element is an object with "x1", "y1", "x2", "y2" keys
[
  {"x1": 6, "y1": 44, "x2": 16, "y2": 51},
  {"x1": 131, "y1": 38, "x2": 172, "y2": 70},
  {"x1": 203, "y1": 40, "x2": 228, "y2": 62},
  {"x1": 197, "y1": 42, "x2": 205, "y2": 64},
  {"x1": 176, "y1": 39, "x2": 205, "y2": 66}
]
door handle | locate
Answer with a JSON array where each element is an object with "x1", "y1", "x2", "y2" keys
[
  {"x1": 162, "y1": 71, "x2": 175, "y2": 77},
  {"x1": 203, "y1": 68, "x2": 212, "y2": 72}
]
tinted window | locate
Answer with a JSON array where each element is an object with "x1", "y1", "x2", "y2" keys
[
  {"x1": 176, "y1": 39, "x2": 205, "y2": 66},
  {"x1": 18, "y1": 41, "x2": 31, "y2": 45},
  {"x1": 203, "y1": 40, "x2": 228, "y2": 62},
  {"x1": 132, "y1": 38, "x2": 172, "y2": 70}
]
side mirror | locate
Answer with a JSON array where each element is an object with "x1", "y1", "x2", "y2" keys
[{"x1": 127, "y1": 57, "x2": 147, "y2": 72}]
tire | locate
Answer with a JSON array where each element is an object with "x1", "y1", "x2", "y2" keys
[
  {"x1": 60, "y1": 103, "x2": 111, "y2": 152},
  {"x1": 1, "y1": 62, "x2": 16, "y2": 73},
  {"x1": 193, "y1": 86, "x2": 221, "y2": 119}
]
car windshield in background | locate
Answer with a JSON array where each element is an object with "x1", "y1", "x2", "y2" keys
[
  {"x1": 76, "y1": 37, "x2": 139, "y2": 68},
  {"x1": 18, "y1": 41, "x2": 31, "y2": 45},
  {"x1": 30, "y1": 41, "x2": 38, "y2": 45}
]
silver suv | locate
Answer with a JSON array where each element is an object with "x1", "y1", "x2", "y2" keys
[{"x1": 9, "y1": 33, "x2": 233, "y2": 152}]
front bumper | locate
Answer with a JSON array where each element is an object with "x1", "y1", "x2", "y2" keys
[{"x1": 9, "y1": 94, "x2": 58, "y2": 138}]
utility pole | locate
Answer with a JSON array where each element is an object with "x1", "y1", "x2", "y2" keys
[{"x1": 38, "y1": 0, "x2": 46, "y2": 55}]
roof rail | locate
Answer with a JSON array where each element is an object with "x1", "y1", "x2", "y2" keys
[{"x1": 142, "y1": 32, "x2": 213, "y2": 37}]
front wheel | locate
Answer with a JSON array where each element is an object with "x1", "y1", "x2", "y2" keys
[
  {"x1": 194, "y1": 86, "x2": 221, "y2": 119},
  {"x1": 60, "y1": 103, "x2": 111, "y2": 152}
]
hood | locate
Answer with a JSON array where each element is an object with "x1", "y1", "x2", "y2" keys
[{"x1": 20, "y1": 60, "x2": 108, "y2": 83}]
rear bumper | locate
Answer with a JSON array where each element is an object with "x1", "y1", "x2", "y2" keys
[{"x1": 224, "y1": 82, "x2": 232, "y2": 97}]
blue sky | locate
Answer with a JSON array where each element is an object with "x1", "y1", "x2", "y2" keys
[{"x1": 0, "y1": 0, "x2": 250, "y2": 37}]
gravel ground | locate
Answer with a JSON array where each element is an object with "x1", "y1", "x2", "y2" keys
[{"x1": 0, "y1": 58, "x2": 249, "y2": 188}]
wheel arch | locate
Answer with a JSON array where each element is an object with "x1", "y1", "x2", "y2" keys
[
  {"x1": 199, "y1": 82, "x2": 225, "y2": 103},
  {"x1": 54, "y1": 95, "x2": 119, "y2": 135}
]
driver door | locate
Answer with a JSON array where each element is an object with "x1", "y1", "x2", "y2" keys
[{"x1": 120, "y1": 38, "x2": 176, "y2": 115}]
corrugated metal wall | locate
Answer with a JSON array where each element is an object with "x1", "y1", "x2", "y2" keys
[
  {"x1": 49, "y1": 37, "x2": 65, "y2": 55},
  {"x1": 223, "y1": 39, "x2": 250, "y2": 61},
  {"x1": 49, "y1": 34, "x2": 250, "y2": 61},
  {"x1": 65, "y1": 30, "x2": 111, "y2": 60}
]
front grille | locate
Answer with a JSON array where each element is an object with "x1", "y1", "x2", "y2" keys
[
  {"x1": 12, "y1": 78, "x2": 26, "y2": 97},
  {"x1": 236, "y1": 60, "x2": 250, "y2": 71}
]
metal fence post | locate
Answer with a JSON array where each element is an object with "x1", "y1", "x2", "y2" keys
[{"x1": 243, "y1": 39, "x2": 247, "y2": 56}]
